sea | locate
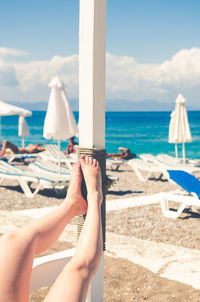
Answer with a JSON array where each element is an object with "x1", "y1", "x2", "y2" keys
[{"x1": 1, "y1": 111, "x2": 200, "y2": 159}]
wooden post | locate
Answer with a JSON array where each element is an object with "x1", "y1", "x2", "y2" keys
[{"x1": 79, "y1": 0, "x2": 106, "y2": 301}]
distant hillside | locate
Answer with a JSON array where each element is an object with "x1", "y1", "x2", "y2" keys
[
  {"x1": 106, "y1": 99, "x2": 174, "y2": 111},
  {"x1": 8, "y1": 99, "x2": 200, "y2": 111}
]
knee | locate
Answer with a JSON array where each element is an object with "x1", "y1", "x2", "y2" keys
[
  {"x1": 0, "y1": 231, "x2": 21, "y2": 248},
  {"x1": 0, "y1": 229, "x2": 38, "y2": 253},
  {"x1": 71, "y1": 249, "x2": 103, "y2": 278},
  {"x1": 87, "y1": 249, "x2": 103, "y2": 274}
]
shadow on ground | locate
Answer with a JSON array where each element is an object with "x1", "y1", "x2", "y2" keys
[
  {"x1": 0, "y1": 185, "x2": 67, "y2": 199},
  {"x1": 107, "y1": 190, "x2": 143, "y2": 196}
]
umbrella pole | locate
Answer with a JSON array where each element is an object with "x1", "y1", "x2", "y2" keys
[
  {"x1": 58, "y1": 139, "x2": 61, "y2": 174},
  {"x1": 22, "y1": 137, "x2": 24, "y2": 148},
  {"x1": 175, "y1": 143, "x2": 178, "y2": 158},
  {"x1": 182, "y1": 142, "x2": 186, "y2": 165}
]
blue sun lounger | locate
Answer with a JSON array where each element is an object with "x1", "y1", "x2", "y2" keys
[{"x1": 160, "y1": 170, "x2": 200, "y2": 219}]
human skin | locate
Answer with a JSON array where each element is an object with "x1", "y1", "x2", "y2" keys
[{"x1": 0, "y1": 156, "x2": 103, "y2": 302}]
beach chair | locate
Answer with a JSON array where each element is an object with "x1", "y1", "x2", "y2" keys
[
  {"x1": 157, "y1": 153, "x2": 200, "y2": 167},
  {"x1": 140, "y1": 153, "x2": 200, "y2": 174},
  {"x1": 106, "y1": 158, "x2": 124, "y2": 171},
  {"x1": 39, "y1": 144, "x2": 76, "y2": 170},
  {"x1": 127, "y1": 158, "x2": 166, "y2": 182},
  {"x1": 0, "y1": 160, "x2": 69, "y2": 198},
  {"x1": 29, "y1": 160, "x2": 71, "y2": 178},
  {"x1": 159, "y1": 170, "x2": 200, "y2": 219},
  {"x1": 7, "y1": 153, "x2": 37, "y2": 163}
]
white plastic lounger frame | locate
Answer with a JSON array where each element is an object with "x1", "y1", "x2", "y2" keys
[
  {"x1": 106, "y1": 158, "x2": 124, "y2": 171},
  {"x1": 157, "y1": 153, "x2": 200, "y2": 167},
  {"x1": 140, "y1": 153, "x2": 200, "y2": 174},
  {"x1": 39, "y1": 144, "x2": 75, "y2": 170},
  {"x1": 7, "y1": 153, "x2": 36, "y2": 163},
  {"x1": 159, "y1": 191, "x2": 200, "y2": 219},
  {"x1": 159, "y1": 170, "x2": 200, "y2": 219},
  {"x1": 128, "y1": 158, "x2": 165, "y2": 182},
  {"x1": 0, "y1": 161, "x2": 69, "y2": 198},
  {"x1": 29, "y1": 160, "x2": 70, "y2": 180}
]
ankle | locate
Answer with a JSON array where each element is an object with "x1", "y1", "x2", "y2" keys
[
  {"x1": 87, "y1": 191, "x2": 103, "y2": 206},
  {"x1": 61, "y1": 199, "x2": 76, "y2": 217}
]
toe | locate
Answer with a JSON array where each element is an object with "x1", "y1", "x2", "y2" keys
[
  {"x1": 86, "y1": 156, "x2": 90, "y2": 165},
  {"x1": 72, "y1": 162, "x2": 81, "y2": 173},
  {"x1": 89, "y1": 156, "x2": 93, "y2": 165},
  {"x1": 80, "y1": 155, "x2": 86, "y2": 165}
]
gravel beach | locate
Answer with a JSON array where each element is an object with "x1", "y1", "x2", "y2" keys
[{"x1": 0, "y1": 161, "x2": 200, "y2": 301}]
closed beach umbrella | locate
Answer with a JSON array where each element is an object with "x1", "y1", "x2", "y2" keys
[
  {"x1": 0, "y1": 100, "x2": 31, "y2": 117},
  {"x1": 43, "y1": 76, "x2": 78, "y2": 172},
  {"x1": 0, "y1": 100, "x2": 31, "y2": 144},
  {"x1": 18, "y1": 116, "x2": 30, "y2": 147},
  {"x1": 168, "y1": 94, "x2": 192, "y2": 162}
]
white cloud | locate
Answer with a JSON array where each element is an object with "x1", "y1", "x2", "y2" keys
[
  {"x1": 0, "y1": 47, "x2": 28, "y2": 58},
  {"x1": 106, "y1": 48, "x2": 200, "y2": 106},
  {"x1": 0, "y1": 62, "x2": 18, "y2": 86},
  {"x1": 0, "y1": 47, "x2": 200, "y2": 107}
]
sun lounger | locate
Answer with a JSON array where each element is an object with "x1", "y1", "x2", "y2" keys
[
  {"x1": 106, "y1": 158, "x2": 124, "y2": 171},
  {"x1": 39, "y1": 144, "x2": 76, "y2": 170},
  {"x1": 159, "y1": 170, "x2": 200, "y2": 219},
  {"x1": 140, "y1": 153, "x2": 200, "y2": 174},
  {"x1": 157, "y1": 153, "x2": 200, "y2": 167},
  {"x1": 127, "y1": 158, "x2": 166, "y2": 182},
  {"x1": 7, "y1": 153, "x2": 37, "y2": 163},
  {"x1": 0, "y1": 160, "x2": 70, "y2": 198},
  {"x1": 29, "y1": 160, "x2": 71, "y2": 179}
]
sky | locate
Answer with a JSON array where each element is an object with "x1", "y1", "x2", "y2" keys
[{"x1": 1, "y1": 0, "x2": 200, "y2": 109}]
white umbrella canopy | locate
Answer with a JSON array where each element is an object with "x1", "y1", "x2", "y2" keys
[
  {"x1": 168, "y1": 94, "x2": 192, "y2": 161},
  {"x1": 43, "y1": 76, "x2": 78, "y2": 172},
  {"x1": 43, "y1": 76, "x2": 78, "y2": 140},
  {"x1": 0, "y1": 100, "x2": 31, "y2": 143},
  {"x1": 0, "y1": 100, "x2": 31, "y2": 117},
  {"x1": 18, "y1": 116, "x2": 30, "y2": 147}
]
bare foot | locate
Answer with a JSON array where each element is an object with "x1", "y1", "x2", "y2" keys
[
  {"x1": 65, "y1": 162, "x2": 88, "y2": 216},
  {"x1": 80, "y1": 156, "x2": 103, "y2": 205}
]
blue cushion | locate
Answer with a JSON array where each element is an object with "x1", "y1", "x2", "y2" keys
[{"x1": 167, "y1": 170, "x2": 200, "y2": 199}]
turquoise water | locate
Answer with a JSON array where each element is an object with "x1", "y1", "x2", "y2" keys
[{"x1": 1, "y1": 111, "x2": 200, "y2": 159}]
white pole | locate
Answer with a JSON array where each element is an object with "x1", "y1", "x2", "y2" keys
[
  {"x1": 175, "y1": 143, "x2": 178, "y2": 158},
  {"x1": 22, "y1": 137, "x2": 25, "y2": 148},
  {"x1": 79, "y1": 0, "x2": 106, "y2": 149},
  {"x1": 79, "y1": 0, "x2": 106, "y2": 301},
  {"x1": 58, "y1": 139, "x2": 61, "y2": 174},
  {"x1": 182, "y1": 142, "x2": 186, "y2": 165}
]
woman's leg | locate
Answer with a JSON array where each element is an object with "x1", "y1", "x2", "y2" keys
[
  {"x1": 0, "y1": 140, "x2": 19, "y2": 156},
  {"x1": 44, "y1": 156, "x2": 103, "y2": 302},
  {"x1": 0, "y1": 162, "x2": 87, "y2": 302}
]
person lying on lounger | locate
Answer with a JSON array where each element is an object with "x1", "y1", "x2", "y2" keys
[
  {"x1": 64, "y1": 136, "x2": 78, "y2": 155},
  {"x1": 0, "y1": 140, "x2": 45, "y2": 157},
  {"x1": 107, "y1": 147, "x2": 136, "y2": 160},
  {"x1": 0, "y1": 156, "x2": 103, "y2": 302}
]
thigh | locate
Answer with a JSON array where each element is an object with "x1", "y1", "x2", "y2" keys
[
  {"x1": 5, "y1": 141, "x2": 19, "y2": 154},
  {"x1": 0, "y1": 231, "x2": 36, "y2": 302}
]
